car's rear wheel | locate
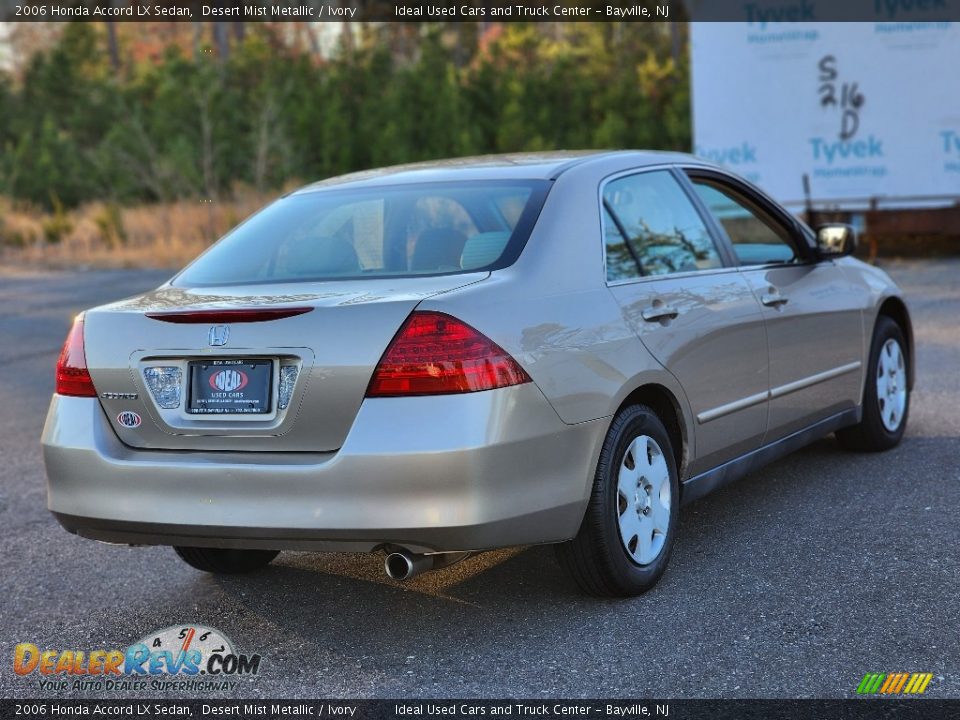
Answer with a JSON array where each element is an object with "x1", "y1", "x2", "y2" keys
[
  {"x1": 174, "y1": 547, "x2": 279, "y2": 574},
  {"x1": 836, "y1": 315, "x2": 909, "y2": 452},
  {"x1": 556, "y1": 404, "x2": 679, "y2": 597}
]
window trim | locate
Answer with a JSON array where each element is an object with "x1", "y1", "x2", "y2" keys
[
  {"x1": 598, "y1": 165, "x2": 736, "y2": 287},
  {"x1": 679, "y1": 166, "x2": 818, "y2": 268}
]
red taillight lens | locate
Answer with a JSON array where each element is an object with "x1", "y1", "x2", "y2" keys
[
  {"x1": 366, "y1": 311, "x2": 531, "y2": 397},
  {"x1": 55, "y1": 316, "x2": 97, "y2": 397}
]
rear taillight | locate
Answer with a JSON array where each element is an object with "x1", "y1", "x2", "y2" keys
[
  {"x1": 55, "y1": 315, "x2": 97, "y2": 397},
  {"x1": 366, "y1": 311, "x2": 531, "y2": 397}
]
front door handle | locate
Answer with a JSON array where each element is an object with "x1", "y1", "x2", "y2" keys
[
  {"x1": 760, "y1": 291, "x2": 789, "y2": 308},
  {"x1": 641, "y1": 304, "x2": 680, "y2": 322}
]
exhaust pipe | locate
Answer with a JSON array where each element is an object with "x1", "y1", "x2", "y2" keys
[{"x1": 384, "y1": 550, "x2": 472, "y2": 581}]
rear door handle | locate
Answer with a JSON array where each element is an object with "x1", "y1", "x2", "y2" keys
[
  {"x1": 641, "y1": 305, "x2": 680, "y2": 322},
  {"x1": 760, "y1": 291, "x2": 789, "y2": 308}
]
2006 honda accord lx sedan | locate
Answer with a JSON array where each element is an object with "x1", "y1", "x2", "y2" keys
[{"x1": 42, "y1": 151, "x2": 913, "y2": 596}]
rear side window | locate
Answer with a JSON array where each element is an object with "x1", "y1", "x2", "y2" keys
[
  {"x1": 174, "y1": 181, "x2": 549, "y2": 287},
  {"x1": 602, "y1": 170, "x2": 722, "y2": 281}
]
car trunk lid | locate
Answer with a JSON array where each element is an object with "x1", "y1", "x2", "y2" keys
[{"x1": 84, "y1": 274, "x2": 487, "y2": 452}]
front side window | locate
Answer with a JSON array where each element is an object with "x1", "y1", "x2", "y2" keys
[
  {"x1": 690, "y1": 179, "x2": 797, "y2": 266},
  {"x1": 602, "y1": 170, "x2": 723, "y2": 281},
  {"x1": 174, "y1": 181, "x2": 548, "y2": 287}
]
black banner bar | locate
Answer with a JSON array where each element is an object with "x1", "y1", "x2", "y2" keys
[
  {"x1": 4, "y1": 700, "x2": 960, "y2": 720},
  {"x1": 4, "y1": 0, "x2": 679, "y2": 23},
  {"x1": 2, "y1": 0, "x2": 960, "y2": 23}
]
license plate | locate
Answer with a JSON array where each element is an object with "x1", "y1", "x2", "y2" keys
[{"x1": 187, "y1": 359, "x2": 273, "y2": 415}]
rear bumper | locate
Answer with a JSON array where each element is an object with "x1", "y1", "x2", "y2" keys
[{"x1": 42, "y1": 386, "x2": 605, "y2": 553}]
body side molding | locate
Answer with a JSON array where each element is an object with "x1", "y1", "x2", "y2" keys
[
  {"x1": 770, "y1": 361, "x2": 862, "y2": 399},
  {"x1": 696, "y1": 362, "x2": 862, "y2": 424}
]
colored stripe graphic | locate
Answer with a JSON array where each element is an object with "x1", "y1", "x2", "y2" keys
[
  {"x1": 856, "y1": 673, "x2": 882, "y2": 694},
  {"x1": 893, "y1": 673, "x2": 910, "y2": 693},
  {"x1": 879, "y1": 674, "x2": 897, "y2": 693},
  {"x1": 903, "y1": 674, "x2": 919, "y2": 694},
  {"x1": 857, "y1": 672, "x2": 933, "y2": 695}
]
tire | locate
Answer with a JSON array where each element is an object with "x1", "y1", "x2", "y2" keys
[
  {"x1": 836, "y1": 315, "x2": 910, "y2": 452},
  {"x1": 556, "y1": 404, "x2": 680, "y2": 597},
  {"x1": 174, "y1": 547, "x2": 279, "y2": 574}
]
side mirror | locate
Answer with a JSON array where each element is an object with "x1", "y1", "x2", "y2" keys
[{"x1": 816, "y1": 224, "x2": 857, "y2": 258}]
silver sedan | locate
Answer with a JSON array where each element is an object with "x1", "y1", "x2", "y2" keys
[{"x1": 42, "y1": 151, "x2": 912, "y2": 596}]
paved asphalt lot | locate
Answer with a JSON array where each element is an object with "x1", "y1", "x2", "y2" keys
[{"x1": 1, "y1": 261, "x2": 958, "y2": 700}]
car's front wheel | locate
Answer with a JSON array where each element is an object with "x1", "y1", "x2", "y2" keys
[
  {"x1": 556, "y1": 404, "x2": 679, "y2": 597},
  {"x1": 174, "y1": 547, "x2": 279, "y2": 574},
  {"x1": 836, "y1": 315, "x2": 909, "y2": 452}
]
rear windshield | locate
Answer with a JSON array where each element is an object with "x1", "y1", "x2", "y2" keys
[{"x1": 174, "y1": 180, "x2": 550, "y2": 287}]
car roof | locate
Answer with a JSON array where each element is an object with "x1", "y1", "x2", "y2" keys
[{"x1": 293, "y1": 150, "x2": 703, "y2": 193}]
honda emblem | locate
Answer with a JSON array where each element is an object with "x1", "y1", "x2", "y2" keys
[{"x1": 208, "y1": 325, "x2": 230, "y2": 347}]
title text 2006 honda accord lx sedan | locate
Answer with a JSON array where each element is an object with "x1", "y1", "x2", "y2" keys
[{"x1": 42, "y1": 151, "x2": 913, "y2": 596}]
